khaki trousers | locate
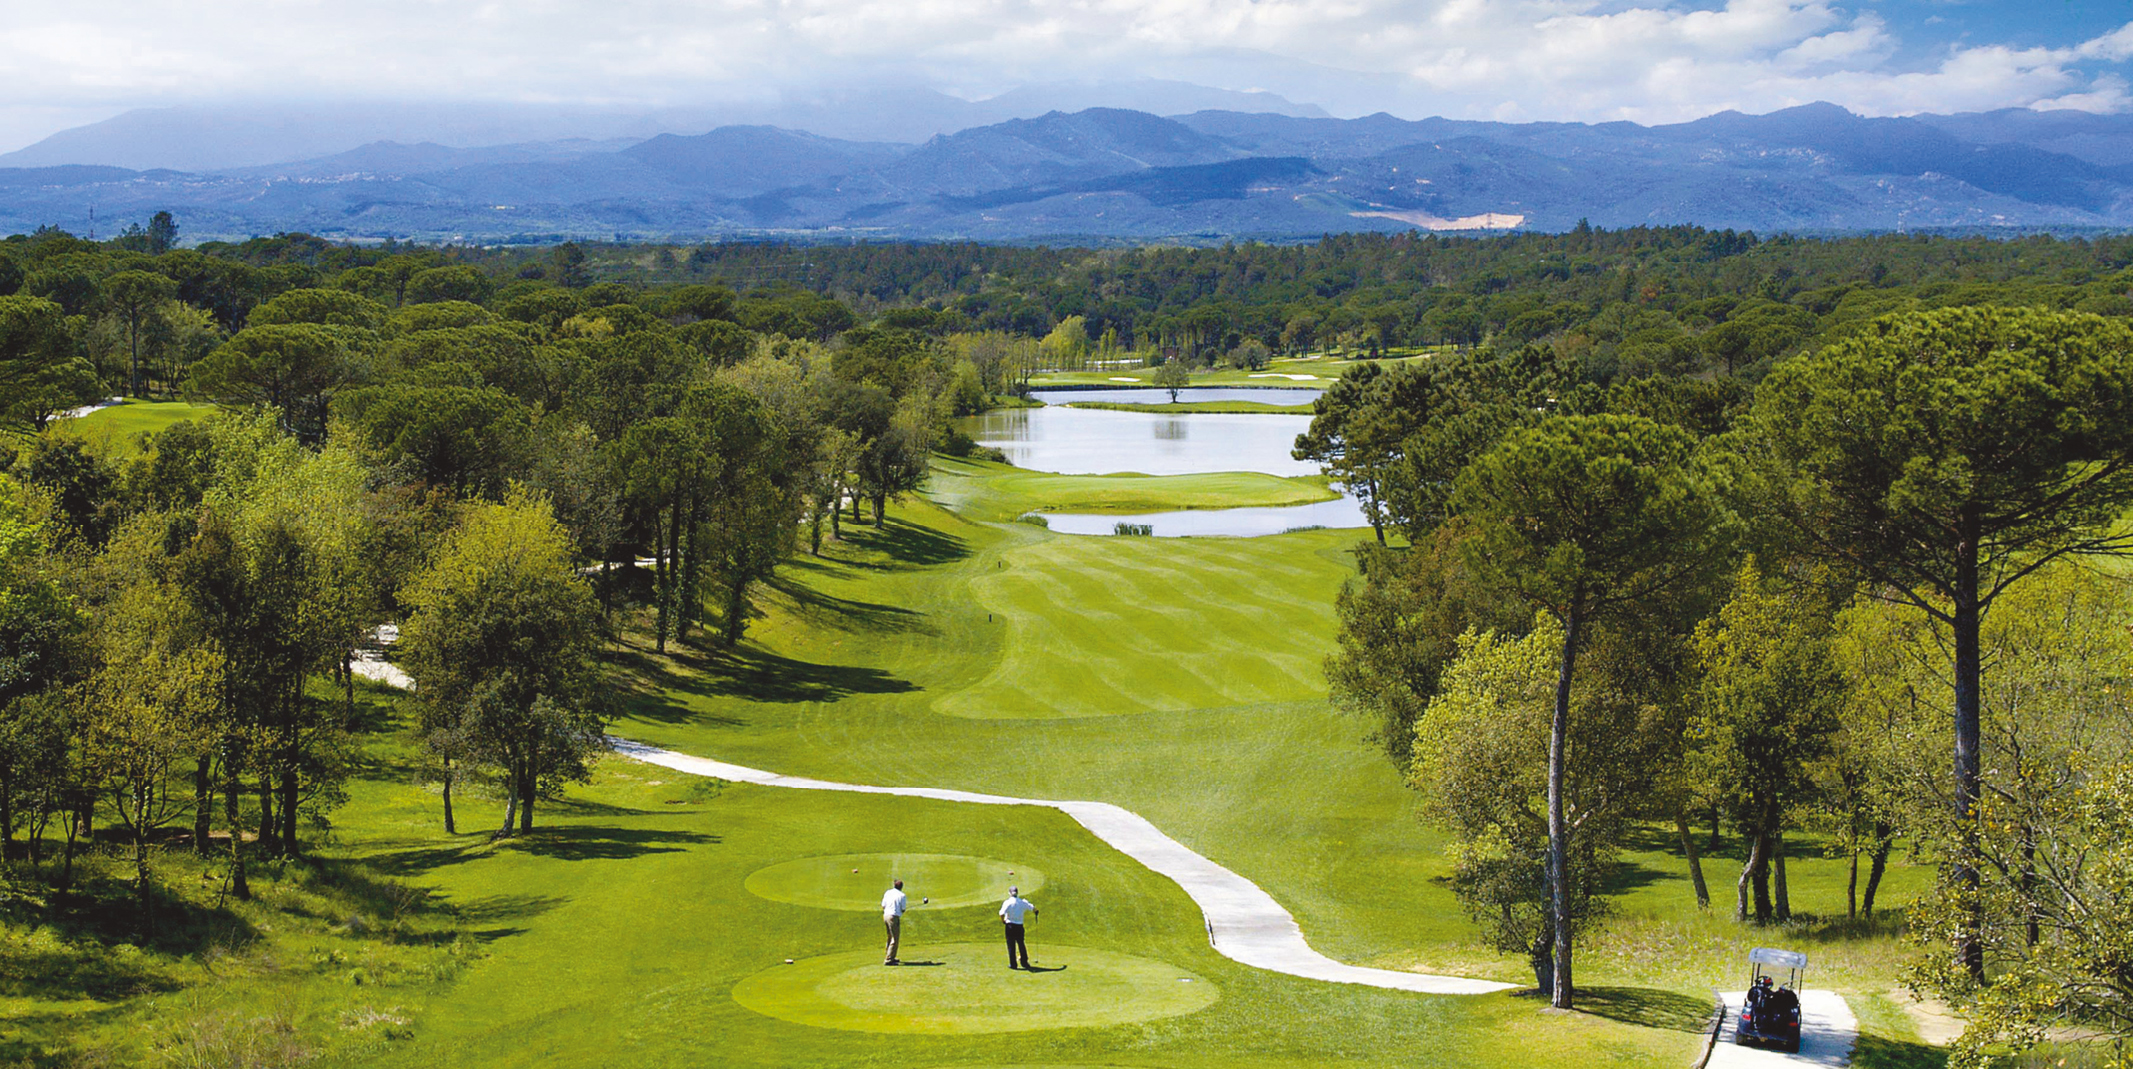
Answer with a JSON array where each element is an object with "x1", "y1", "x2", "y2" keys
[{"x1": 884, "y1": 915, "x2": 902, "y2": 962}]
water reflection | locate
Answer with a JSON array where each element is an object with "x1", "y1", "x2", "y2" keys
[
  {"x1": 963, "y1": 407, "x2": 1320, "y2": 477},
  {"x1": 958, "y1": 385, "x2": 1368, "y2": 536}
]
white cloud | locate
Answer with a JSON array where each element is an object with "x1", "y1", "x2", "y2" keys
[{"x1": 0, "y1": 1, "x2": 2129, "y2": 150}]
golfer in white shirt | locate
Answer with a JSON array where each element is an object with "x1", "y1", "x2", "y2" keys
[
  {"x1": 999, "y1": 887, "x2": 1038, "y2": 969},
  {"x1": 882, "y1": 879, "x2": 908, "y2": 965}
]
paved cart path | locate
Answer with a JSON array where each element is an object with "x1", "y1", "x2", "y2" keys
[
  {"x1": 1711, "y1": 989, "x2": 1858, "y2": 1068},
  {"x1": 351, "y1": 642, "x2": 1859, "y2": 1050},
  {"x1": 608, "y1": 737, "x2": 1511, "y2": 995}
]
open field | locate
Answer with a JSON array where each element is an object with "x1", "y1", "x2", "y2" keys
[{"x1": 3, "y1": 454, "x2": 1942, "y2": 1068}]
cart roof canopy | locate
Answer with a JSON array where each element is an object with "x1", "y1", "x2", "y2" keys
[{"x1": 1750, "y1": 947, "x2": 1808, "y2": 970}]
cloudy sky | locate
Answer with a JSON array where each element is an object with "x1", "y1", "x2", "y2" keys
[{"x1": 3, "y1": 0, "x2": 2131, "y2": 151}]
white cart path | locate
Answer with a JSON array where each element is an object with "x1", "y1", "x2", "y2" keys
[
  {"x1": 607, "y1": 737, "x2": 1512, "y2": 996},
  {"x1": 351, "y1": 642, "x2": 1859, "y2": 1047},
  {"x1": 1711, "y1": 989, "x2": 1858, "y2": 1068}
]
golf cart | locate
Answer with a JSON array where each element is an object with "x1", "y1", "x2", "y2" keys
[{"x1": 1737, "y1": 946, "x2": 1807, "y2": 1053}]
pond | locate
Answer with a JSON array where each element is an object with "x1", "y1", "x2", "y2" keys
[
  {"x1": 962, "y1": 387, "x2": 1370, "y2": 536},
  {"x1": 970, "y1": 390, "x2": 1322, "y2": 477}
]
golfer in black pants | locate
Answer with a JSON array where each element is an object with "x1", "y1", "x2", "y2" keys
[{"x1": 999, "y1": 887, "x2": 1038, "y2": 969}]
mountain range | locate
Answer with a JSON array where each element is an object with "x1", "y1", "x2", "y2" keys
[{"x1": 6, "y1": 102, "x2": 2133, "y2": 243}]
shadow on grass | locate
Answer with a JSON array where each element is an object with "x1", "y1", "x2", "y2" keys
[
  {"x1": 768, "y1": 573, "x2": 931, "y2": 636},
  {"x1": 839, "y1": 518, "x2": 970, "y2": 570},
  {"x1": 1853, "y1": 1032, "x2": 1948, "y2": 1069},
  {"x1": 1572, "y1": 986, "x2": 1714, "y2": 1032},
  {"x1": 619, "y1": 642, "x2": 918, "y2": 724},
  {"x1": 502, "y1": 824, "x2": 722, "y2": 862},
  {"x1": 0, "y1": 868, "x2": 253, "y2": 1003}
]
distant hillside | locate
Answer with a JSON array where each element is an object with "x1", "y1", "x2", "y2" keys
[{"x1": 5, "y1": 103, "x2": 2133, "y2": 242}]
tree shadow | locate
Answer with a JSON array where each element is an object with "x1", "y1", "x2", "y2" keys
[
  {"x1": 498, "y1": 824, "x2": 722, "y2": 863},
  {"x1": 767, "y1": 574, "x2": 932, "y2": 636},
  {"x1": 1573, "y1": 985, "x2": 1715, "y2": 1032},
  {"x1": 621, "y1": 644, "x2": 918, "y2": 723},
  {"x1": 0, "y1": 872, "x2": 254, "y2": 1003},
  {"x1": 839, "y1": 518, "x2": 970, "y2": 570}
]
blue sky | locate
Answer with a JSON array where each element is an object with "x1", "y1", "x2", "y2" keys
[{"x1": 2, "y1": 1, "x2": 2131, "y2": 152}]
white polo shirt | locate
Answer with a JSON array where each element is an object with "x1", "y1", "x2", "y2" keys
[
  {"x1": 999, "y1": 895, "x2": 1035, "y2": 924},
  {"x1": 882, "y1": 888, "x2": 907, "y2": 919}
]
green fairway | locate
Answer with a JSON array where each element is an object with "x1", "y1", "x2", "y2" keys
[
  {"x1": 746, "y1": 853, "x2": 1045, "y2": 911},
  {"x1": 733, "y1": 943, "x2": 1219, "y2": 1034},
  {"x1": 938, "y1": 530, "x2": 1340, "y2": 718},
  {"x1": 61, "y1": 400, "x2": 216, "y2": 455},
  {"x1": 10, "y1": 450, "x2": 1931, "y2": 1067},
  {"x1": 929, "y1": 456, "x2": 1337, "y2": 523}
]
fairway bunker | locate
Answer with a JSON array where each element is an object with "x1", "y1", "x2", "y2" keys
[
  {"x1": 745, "y1": 853, "x2": 1045, "y2": 911},
  {"x1": 733, "y1": 943, "x2": 1217, "y2": 1034}
]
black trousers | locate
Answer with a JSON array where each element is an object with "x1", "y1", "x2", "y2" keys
[{"x1": 1004, "y1": 922, "x2": 1029, "y2": 966}]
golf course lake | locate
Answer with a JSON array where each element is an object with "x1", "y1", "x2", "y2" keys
[{"x1": 963, "y1": 387, "x2": 1368, "y2": 536}]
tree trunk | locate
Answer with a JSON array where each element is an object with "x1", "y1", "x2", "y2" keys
[
  {"x1": 871, "y1": 493, "x2": 886, "y2": 526},
  {"x1": 1676, "y1": 810, "x2": 1710, "y2": 909},
  {"x1": 496, "y1": 780, "x2": 519, "y2": 839},
  {"x1": 1, "y1": 767, "x2": 13, "y2": 862},
  {"x1": 519, "y1": 772, "x2": 534, "y2": 833},
  {"x1": 257, "y1": 774, "x2": 277, "y2": 857},
  {"x1": 1752, "y1": 835, "x2": 1774, "y2": 925},
  {"x1": 652, "y1": 505, "x2": 672, "y2": 653},
  {"x1": 59, "y1": 805, "x2": 82, "y2": 891},
  {"x1": 1708, "y1": 803, "x2": 1721, "y2": 853},
  {"x1": 255, "y1": 772, "x2": 277, "y2": 853},
  {"x1": 1530, "y1": 920, "x2": 1555, "y2": 997},
  {"x1": 279, "y1": 767, "x2": 299, "y2": 856},
  {"x1": 724, "y1": 577, "x2": 748, "y2": 647},
  {"x1": 1773, "y1": 833, "x2": 1790, "y2": 922},
  {"x1": 225, "y1": 759, "x2": 249, "y2": 900},
  {"x1": 193, "y1": 757, "x2": 212, "y2": 857},
  {"x1": 1952, "y1": 522, "x2": 1985, "y2": 982},
  {"x1": 1546, "y1": 601, "x2": 1583, "y2": 1010},
  {"x1": 343, "y1": 652, "x2": 355, "y2": 723},
  {"x1": 441, "y1": 757, "x2": 456, "y2": 835},
  {"x1": 1862, "y1": 826, "x2": 1891, "y2": 918},
  {"x1": 1846, "y1": 843, "x2": 1859, "y2": 920},
  {"x1": 1736, "y1": 830, "x2": 1769, "y2": 923}
]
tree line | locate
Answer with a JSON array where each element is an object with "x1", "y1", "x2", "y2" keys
[
  {"x1": 1309, "y1": 306, "x2": 2133, "y2": 1065},
  {"x1": 0, "y1": 223, "x2": 999, "y2": 920}
]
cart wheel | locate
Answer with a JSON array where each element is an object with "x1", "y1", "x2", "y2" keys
[
  {"x1": 1734, "y1": 1032, "x2": 1750, "y2": 1046},
  {"x1": 1786, "y1": 1036, "x2": 1801, "y2": 1054}
]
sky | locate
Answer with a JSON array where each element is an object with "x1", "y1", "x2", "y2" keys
[{"x1": 2, "y1": 0, "x2": 2131, "y2": 152}]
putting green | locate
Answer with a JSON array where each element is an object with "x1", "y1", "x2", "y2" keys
[
  {"x1": 745, "y1": 853, "x2": 1045, "y2": 911},
  {"x1": 732, "y1": 943, "x2": 1218, "y2": 1034}
]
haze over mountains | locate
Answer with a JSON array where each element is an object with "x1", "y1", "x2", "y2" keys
[{"x1": 7, "y1": 94, "x2": 2133, "y2": 243}]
